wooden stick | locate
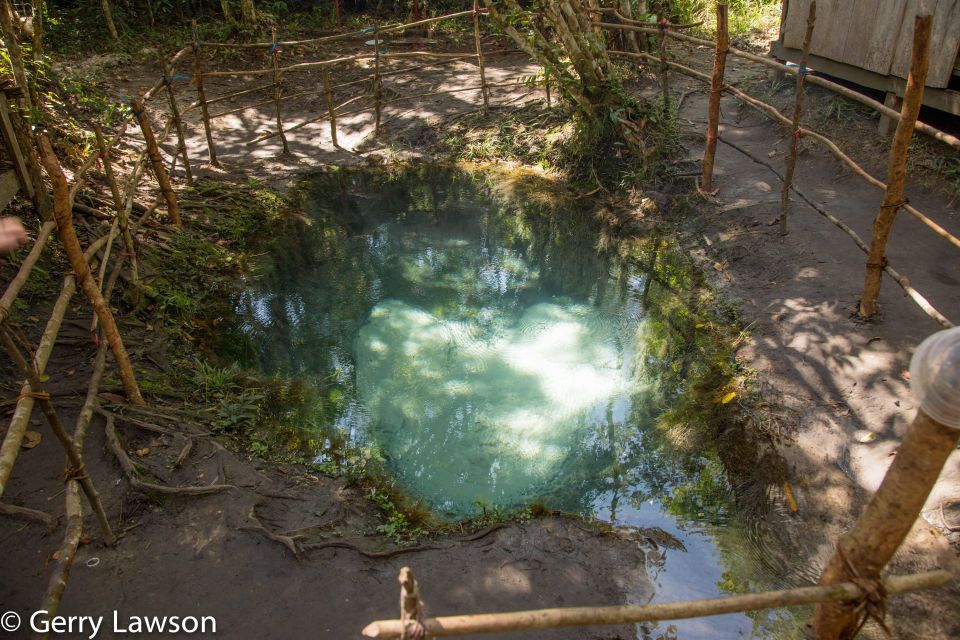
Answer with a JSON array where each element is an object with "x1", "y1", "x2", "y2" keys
[
  {"x1": 779, "y1": 1, "x2": 815, "y2": 236},
  {"x1": 200, "y1": 10, "x2": 480, "y2": 49},
  {"x1": 93, "y1": 124, "x2": 140, "y2": 293},
  {"x1": 0, "y1": 330, "x2": 116, "y2": 546},
  {"x1": 373, "y1": 26, "x2": 383, "y2": 136},
  {"x1": 202, "y1": 50, "x2": 484, "y2": 79},
  {"x1": 131, "y1": 99, "x2": 181, "y2": 227},
  {"x1": 160, "y1": 58, "x2": 194, "y2": 186},
  {"x1": 545, "y1": 69, "x2": 551, "y2": 107},
  {"x1": 596, "y1": 17, "x2": 960, "y2": 151},
  {"x1": 715, "y1": 135, "x2": 953, "y2": 329},
  {"x1": 362, "y1": 571, "x2": 951, "y2": 638},
  {"x1": 321, "y1": 68, "x2": 338, "y2": 147},
  {"x1": 0, "y1": 220, "x2": 56, "y2": 323},
  {"x1": 38, "y1": 339, "x2": 108, "y2": 624},
  {"x1": 656, "y1": 15, "x2": 669, "y2": 110},
  {"x1": 700, "y1": 2, "x2": 728, "y2": 194},
  {"x1": 36, "y1": 135, "x2": 145, "y2": 404},
  {"x1": 189, "y1": 82, "x2": 274, "y2": 109},
  {"x1": 192, "y1": 21, "x2": 219, "y2": 167},
  {"x1": 859, "y1": 13, "x2": 932, "y2": 319},
  {"x1": 0, "y1": 234, "x2": 109, "y2": 500},
  {"x1": 271, "y1": 28, "x2": 291, "y2": 155},
  {"x1": 609, "y1": 50, "x2": 960, "y2": 252},
  {"x1": 816, "y1": 411, "x2": 959, "y2": 638},
  {"x1": 473, "y1": 0, "x2": 489, "y2": 112}
]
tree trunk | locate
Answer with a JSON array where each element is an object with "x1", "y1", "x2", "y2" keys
[
  {"x1": 240, "y1": 0, "x2": 256, "y2": 27},
  {"x1": 220, "y1": 0, "x2": 237, "y2": 25},
  {"x1": 99, "y1": 0, "x2": 119, "y2": 40}
]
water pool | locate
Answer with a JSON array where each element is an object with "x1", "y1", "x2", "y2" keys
[{"x1": 217, "y1": 165, "x2": 809, "y2": 638}]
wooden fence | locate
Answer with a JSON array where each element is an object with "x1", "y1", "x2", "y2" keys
[{"x1": 597, "y1": 4, "x2": 958, "y2": 329}]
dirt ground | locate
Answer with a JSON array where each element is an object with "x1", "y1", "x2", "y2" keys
[{"x1": 2, "y1": 25, "x2": 960, "y2": 640}]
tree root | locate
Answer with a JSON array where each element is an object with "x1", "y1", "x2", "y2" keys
[
  {"x1": 103, "y1": 413, "x2": 234, "y2": 496},
  {"x1": 304, "y1": 540, "x2": 442, "y2": 559},
  {"x1": 0, "y1": 501, "x2": 58, "y2": 531},
  {"x1": 240, "y1": 505, "x2": 307, "y2": 560}
]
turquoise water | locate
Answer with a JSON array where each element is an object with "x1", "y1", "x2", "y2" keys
[{"x1": 220, "y1": 165, "x2": 809, "y2": 638}]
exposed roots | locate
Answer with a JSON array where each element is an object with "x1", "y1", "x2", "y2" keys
[
  {"x1": 0, "y1": 501, "x2": 58, "y2": 531},
  {"x1": 102, "y1": 412, "x2": 234, "y2": 496},
  {"x1": 239, "y1": 505, "x2": 307, "y2": 560}
]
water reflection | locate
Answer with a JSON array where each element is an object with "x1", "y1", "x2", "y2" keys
[{"x1": 218, "y1": 165, "x2": 808, "y2": 638}]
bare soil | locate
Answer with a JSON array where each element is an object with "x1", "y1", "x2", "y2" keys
[{"x1": 2, "y1": 28, "x2": 959, "y2": 640}]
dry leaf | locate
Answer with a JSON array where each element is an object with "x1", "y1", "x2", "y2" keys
[
  {"x1": 21, "y1": 431, "x2": 42, "y2": 449},
  {"x1": 135, "y1": 448, "x2": 150, "y2": 457},
  {"x1": 783, "y1": 481, "x2": 799, "y2": 513}
]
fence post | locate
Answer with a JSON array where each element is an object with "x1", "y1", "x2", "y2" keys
[
  {"x1": 815, "y1": 327, "x2": 960, "y2": 639},
  {"x1": 700, "y1": 2, "x2": 728, "y2": 194},
  {"x1": 191, "y1": 21, "x2": 219, "y2": 167},
  {"x1": 160, "y1": 56, "x2": 194, "y2": 186},
  {"x1": 657, "y1": 14, "x2": 670, "y2": 110},
  {"x1": 321, "y1": 68, "x2": 339, "y2": 148},
  {"x1": 131, "y1": 98, "x2": 181, "y2": 227},
  {"x1": 778, "y1": 0, "x2": 815, "y2": 235},
  {"x1": 859, "y1": 10, "x2": 932, "y2": 318},
  {"x1": 373, "y1": 25, "x2": 383, "y2": 136},
  {"x1": 473, "y1": 0, "x2": 489, "y2": 112},
  {"x1": 271, "y1": 28, "x2": 291, "y2": 155}
]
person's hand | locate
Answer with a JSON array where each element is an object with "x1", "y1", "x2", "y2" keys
[{"x1": 0, "y1": 217, "x2": 28, "y2": 254}]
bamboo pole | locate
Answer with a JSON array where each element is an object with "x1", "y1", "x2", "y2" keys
[
  {"x1": 0, "y1": 235, "x2": 108, "y2": 500},
  {"x1": 700, "y1": 2, "x2": 728, "y2": 194},
  {"x1": 0, "y1": 329, "x2": 117, "y2": 546},
  {"x1": 859, "y1": 13, "x2": 932, "y2": 319},
  {"x1": 0, "y1": 220, "x2": 57, "y2": 323},
  {"x1": 373, "y1": 26, "x2": 383, "y2": 136},
  {"x1": 191, "y1": 21, "x2": 219, "y2": 167},
  {"x1": 37, "y1": 339, "x2": 108, "y2": 628},
  {"x1": 271, "y1": 28, "x2": 291, "y2": 155},
  {"x1": 160, "y1": 58, "x2": 194, "y2": 185},
  {"x1": 321, "y1": 68, "x2": 338, "y2": 147},
  {"x1": 608, "y1": 50, "x2": 960, "y2": 252},
  {"x1": 779, "y1": 1, "x2": 815, "y2": 236},
  {"x1": 362, "y1": 571, "x2": 950, "y2": 638},
  {"x1": 131, "y1": 99, "x2": 181, "y2": 227},
  {"x1": 816, "y1": 327, "x2": 960, "y2": 638},
  {"x1": 596, "y1": 17, "x2": 960, "y2": 151},
  {"x1": 473, "y1": 0, "x2": 489, "y2": 112},
  {"x1": 37, "y1": 135, "x2": 145, "y2": 405}
]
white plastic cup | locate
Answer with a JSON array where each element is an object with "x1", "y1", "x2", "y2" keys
[{"x1": 910, "y1": 327, "x2": 960, "y2": 430}]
